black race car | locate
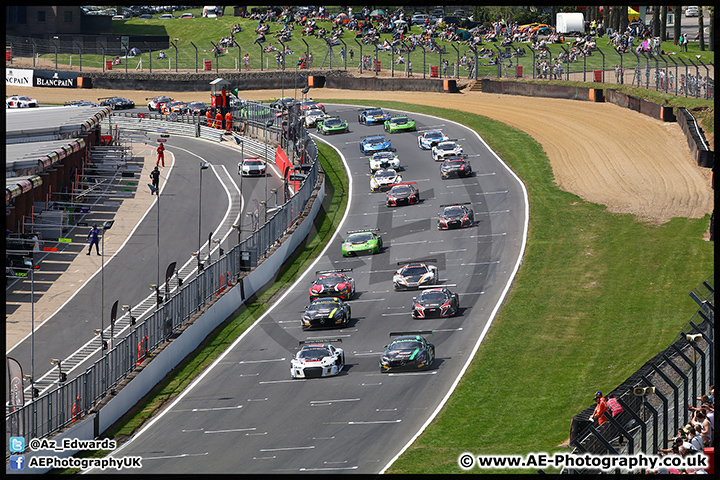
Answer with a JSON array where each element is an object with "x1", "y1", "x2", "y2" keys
[
  {"x1": 385, "y1": 182, "x2": 420, "y2": 207},
  {"x1": 380, "y1": 331, "x2": 435, "y2": 372},
  {"x1": 309, "y1": 269, "x2": 356, "y2": 301},
  {"x1": 183, "y1": 101, "x2": 209, "y2": 116},
  {"x1": 412, "y1": 287, "x2": 460, "y2": 318},
  {"x1": 301, "y1": 297, "x2": 351, "y2": 330},
  {"x1": 437, "y1": 203, "x2": 474, "y2": 230},
  {"x1": 99, "y1": 96, "x2": 135, "y2": 110},
  {"x1": 440, "y1": 156, "x2": 473, "y2": 179}
]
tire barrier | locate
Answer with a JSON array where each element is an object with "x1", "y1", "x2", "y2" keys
[{"x1": 677, "y1": 108, "x2": 714, "y2": 168}]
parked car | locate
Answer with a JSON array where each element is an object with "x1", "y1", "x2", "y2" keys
[{"x1": 685, "y1": 6, "x2": 699, "y2": 17}]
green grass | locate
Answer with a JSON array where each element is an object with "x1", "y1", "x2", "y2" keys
[
  {"x1": 314, "y1": 99, "x2": 713, "y2": 474},
  {"x1": 52, "y1": 97, "x2": 712, "y2": 474}
]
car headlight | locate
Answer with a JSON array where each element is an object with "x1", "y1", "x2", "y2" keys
[{"x1": 381, "y1": 357, "x2": 390, "y2": 365}]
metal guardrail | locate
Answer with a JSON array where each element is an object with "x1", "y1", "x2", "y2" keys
[{"x1": 5, "y1": 115, "x2": 321, "y2": 456}]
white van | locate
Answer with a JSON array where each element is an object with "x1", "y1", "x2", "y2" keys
[{"x1": 203, "y1": 6, "x2": 222, "y2": 17}]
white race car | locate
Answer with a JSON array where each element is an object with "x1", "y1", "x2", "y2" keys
[
  {"x1": 239, "y1": 158, "x2": 267, "y2": 176},
  {"x1": 290, "y1": 340, "x2": 345, "y2": 379},
  {"x1": 7, "y1": 95, "x2": 39, "y2": 108},
  {"x1": 417, "y1": 130, "x2": 449, "y2": 150},
  {"x1": 370, "y1": 168, "x2": 403, "y2": 192},
  {"x1": 303, "y1": 108, "x2": 327, "y2": 128},
  {"x1": 431, "y1": 141, "x2": 463, "y2": 161},
  {"x1": 369, "y1": 151, "x2": 400, "y2": 172},
  {"x1": 393, "y1": 260, "x2": 439, "y2": 290}
]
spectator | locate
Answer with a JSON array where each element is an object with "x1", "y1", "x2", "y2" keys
[
  {"x1": 606, "y1": 393, "x2": 623, "y2": 417},
  {"x1": 686, "y1": 425, "x2": 704, "y2": 452}
]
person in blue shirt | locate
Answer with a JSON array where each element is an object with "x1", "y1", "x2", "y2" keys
[{"x1": 87, "y1": 224, "x2": 100, "y2": 255}]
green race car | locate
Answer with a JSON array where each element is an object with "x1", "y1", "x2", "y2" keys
[
  {"x1": 341, "y1": 229, "x2": 383, "y2": 256},
  {"x1": 384, "y1": 116, "x2": 416, "y2": 133},
  {"x1": 317, "y1": 116, "x2": 349, "y2": 135}
]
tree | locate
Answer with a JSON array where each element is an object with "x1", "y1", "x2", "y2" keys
[
  {"x1": 652, "y1": 6, "x2": 660, "y2": 37},
  {"x1": 673, "y1": 5, "x2": 682, "y2": 44},
  {"x1": 619, "y1": 5, "x2": 629, "y2": 33},
  {"x1": 660, "y1": 6, "x2": 667, "y2": 41},
  {"x1": 698, "y1": 6, "x2": 705, "y2": 51}
]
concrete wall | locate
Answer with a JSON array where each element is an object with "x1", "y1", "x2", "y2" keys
[
  {"x1": 481, "y1": 79, "x2": 592, "y2": 101},
  {"x1": 605, "y1": 89, "x2": 675, "y2": 122}
]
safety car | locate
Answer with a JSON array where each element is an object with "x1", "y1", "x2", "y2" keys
[
  {"x1": 417, "y1": 130, "x2": 449, "y2": 149},
  {"x1": 431, "y1": 140, "x2": 463, "y2": 161},
  {"x1": 440, "y1": 156, "x2": 473, "y2": 178},
  {"x1": 317, "y1": 116, "x2": 349, "y2": 135},
  {"x1": 301, "y1": 297, "x2": 352, "y2": 330},
  {"x1": 412, "y1": 288, "x2": 460, "y2": 318},
  {"x1": 368, "y1": 151, "x2": 400, "y2": 173},
  {"x1": 341, "y1": 229, "x2": 383, "y2": 257},
  {"x1": 380, "y1": 331, "x2": 435, "y2": 372},
  {"x1": 384, "y1": 115, "x2": 416, "y2": 133},
  {"x1": 360, "y1": 135, "x2": 392, "y2": 155},
  {"x1": 290, "y1": 339, "x2": 345, "y2": 379},
  {"x1": 238, "y1": 157, "x2": 266, "y2": 176},
  {"x1": 385, "y1": 182, "x2": 420, "y2": 207},
  {"x1": 7, "y1": 95, "x2": 39, "y2": 108},
  {"x1": 309, "y1": 269, "x2": 356, "y2": 301},
  {"x1": 303, "y1": 108, "x2": 327, "y2": 128},
  {"x1": 370, "y1": 168, "x2": 403, "y2": 192},
  {"x1": 99, "y1": 97, "x2": 135, "y2": 110},
  {"x1": 393, "y1": 259, "x2": 439, "y2": 290},
  {"x1": 358, "y1": 107, "x2": 391, "y2": 125},
  {"x1": 147, "y1": 95, "x2": 173, "y2": 111},
  {"x1": 437, "y1": 203, "x2": 474, "y2": 229}
]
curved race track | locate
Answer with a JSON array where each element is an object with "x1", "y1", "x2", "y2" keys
[{"x1": 97, "y1": 104, "x2": 528, "y2": 474}]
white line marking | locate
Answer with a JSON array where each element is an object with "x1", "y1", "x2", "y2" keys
[
  {"x1": 192, "y1": 405, "x2": 242, "y2": 412},
  {"x1": 310, "y1": 398, "x2": 360, "y2": 404},
  {"x1": 348, "y1": 420, "x2": 402, "y2": 425},
  {"x1": 238, "y1": 358, "x2": 286, "y2": 364},
  {"x1": 260, "y1": 446, "x2": 315, "y2": 452},
  {"x1": 204, "y1": 427, "x2": 256, "y2": 434}
]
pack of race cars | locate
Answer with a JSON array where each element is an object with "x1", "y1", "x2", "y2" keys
[{"x1": 291, "y1": 105, "x2": 480, "y2": 379}]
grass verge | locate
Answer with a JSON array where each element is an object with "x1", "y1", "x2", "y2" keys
[{"x1": 318, "y1": 99, "x2": 713, "y2": 474}]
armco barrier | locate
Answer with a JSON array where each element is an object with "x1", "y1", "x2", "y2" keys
[{"x1": 677, "y1": 108, "x2": 714, "y2": 168}]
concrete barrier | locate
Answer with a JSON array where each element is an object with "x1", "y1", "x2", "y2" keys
[
  {"x1": 605, "y1": 89, "x2": 676, "y2": 122},
  {"x1": 677, "y1": 107, "x2": 714, "y2": 168},
  {"x1": 480, "y1": 79, "x2": 593, "y2": 101}
]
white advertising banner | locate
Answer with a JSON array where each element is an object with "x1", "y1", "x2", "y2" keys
[{"x1": 6, "y1": 68, "x2": 34, "y2": 87}]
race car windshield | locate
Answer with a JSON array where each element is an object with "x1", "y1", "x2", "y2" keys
[
  {"x1": 348, "y1": 233, "x2": 373, "y2": 243},
  {"x1": 298, "y1": 348, "x2": 330, "y2": 360},
  {"x1": 402, "y1": 265, "x2": 428, "y2": 275},
  {"x1": 426, "y1": 132, "x2": 444, "y2": 139},
  {"x1": 244, "y1": 160, "x2": 263, "y2": 166},
  {"x1": 367, "y1": 109, "x2": 384, "y2": 116},
  {"x1": 443, "y1": 207, "x2": 465, "y2": 216},
  {"x1": 388, "y1": 340, "x2": 423, "y2": 351},
  {"x1": 393, "y1": 117, "x2": 409, "y2": 124},
  {"x1": 307, "y1": 109, "x2": 323, "y2": 116},
  {"x1": 374, "y1": 152, "x2": 394, "y2": 159},
  {"x1": 375, "y1": 170, "x2": 396, "y2": 179},
  {"x1": 367, "y1": 137, "x2": 386, "y2": 145},
  {"x1": 438, "y1": 143, "x2": 456, "y2": 150},
  {"x1": 317, "y1": 275, "x2": 345, "y2": 285},
  {"x1": 325, "y1": 118, "x2": 343, "y2": 126},
  {"x1": 419, "y1": 291, "x2": 447, "y2": 302},
  {"x1": 307, "y1": 301, "x2": 337, "y2": 312},
  {"x1": 444, "y1": 160, "x2": 464, "y2": 167},
  {"x1": 391, "y1": 186, "x2": 413, "y2": 195}
]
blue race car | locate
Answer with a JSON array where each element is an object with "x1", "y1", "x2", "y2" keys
[
  {"x1": 358, "y1": 107, "x2": 391, "y2": 125},
  {"x1": 418, "y1": 130, "x2": 449, "y2": 150},
  {"x1": 360, "y1": 135, "x2": 392, "y2": 155}
]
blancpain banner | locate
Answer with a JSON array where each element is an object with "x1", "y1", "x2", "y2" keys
[
  {"x1": 6, "y1": 68, "x2": 33, "y2": 87},
  {"x1": 34, "y1": 70, "x2": 78, "y2": 88}
]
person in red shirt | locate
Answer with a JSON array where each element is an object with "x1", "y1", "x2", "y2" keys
[
  {"x1": 156, "y1": 143, "x2": 165, "y2": 167},
  {"x1": 606, "y1": 393, "x2": 623, "y2": 417}
]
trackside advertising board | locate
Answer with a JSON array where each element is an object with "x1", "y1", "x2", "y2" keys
[{"x1": 6, "y1": 68, "x2": 78, "y2": 88}]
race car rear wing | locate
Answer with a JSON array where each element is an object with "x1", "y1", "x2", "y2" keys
[
  {"x1": 315, "y1": 268, "x2": 353, "y2": 275},
  {"x1": 299, "y1": 338, "x2": 343, "y2": 346},
  {"x1": 392, "y1": 182, "x2": 417, "y2": 186},
  {"x1": 397, "y1": 258, "x2": 437, "y2": 266},
  {"x1": 439, "y1": 202, "x2": 472, "y2": 207},
  {"x1": 346, "y1": 228, "x2": 380, "y2": 235},
  {"x1": 389, "y1": 330, "x2": 433, "y2": 338}
]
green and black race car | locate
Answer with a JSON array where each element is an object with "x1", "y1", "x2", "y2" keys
[
  {"x1": 341, "y1": 229, "x2": 383, "y2": 256},
  {"x1": 317, "y1": 116, "x2": 350, "y2": 135},
  {"x1": 384, "y1": 115, "x2": 416, "y2": 133}
]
